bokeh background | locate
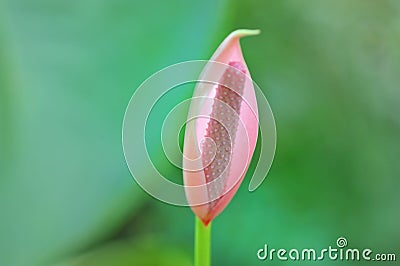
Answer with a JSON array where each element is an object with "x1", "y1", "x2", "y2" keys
[{"x1": 1, "y1": 0, "x2": 399, "y2": 265}]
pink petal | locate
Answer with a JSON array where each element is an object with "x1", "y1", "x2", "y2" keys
[{"x1": 183, "y1": 29, "x2": 260, "y2": 225}]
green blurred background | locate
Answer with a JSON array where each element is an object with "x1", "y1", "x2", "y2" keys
[{"x1": 1, "y1": 0, "x2": 399, "y2": 265}]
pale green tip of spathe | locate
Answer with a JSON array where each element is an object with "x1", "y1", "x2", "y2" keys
[{"x1": 230, "y1": 29, "x2": 261, "y2": 38}]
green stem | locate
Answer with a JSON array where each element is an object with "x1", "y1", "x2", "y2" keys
[{"x1": 194, "y1": 217, "x2": 212, "y2": 266}]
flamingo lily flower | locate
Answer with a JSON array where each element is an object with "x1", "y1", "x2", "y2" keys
[{"x1": 183, "y1": 29, "x2": 260, "y2": 226}]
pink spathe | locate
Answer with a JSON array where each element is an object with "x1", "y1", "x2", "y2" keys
[{"x1": 183, "y1": 29, "x2": 260, "y2": 225}]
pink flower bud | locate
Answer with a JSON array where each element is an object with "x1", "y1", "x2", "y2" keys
[{"x1": 183, "y1": 29, "x2": 260, "y2": 225}]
